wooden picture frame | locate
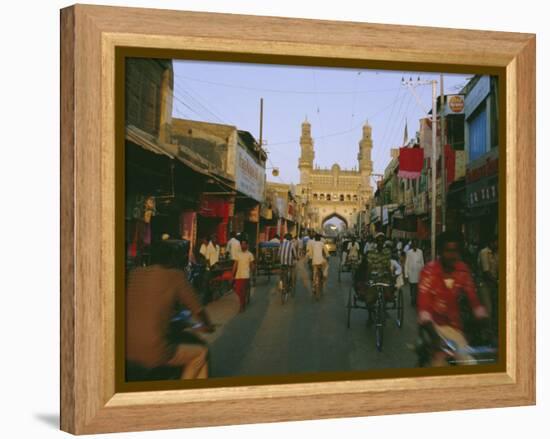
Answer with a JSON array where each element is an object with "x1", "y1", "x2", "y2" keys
[{"x1": 60, "y1": 4, "x2": 535, "y2": 434}]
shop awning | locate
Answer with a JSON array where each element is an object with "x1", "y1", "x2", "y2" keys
[{"x1": 126, "y1": 125, "x2": 235, "y2": 192}]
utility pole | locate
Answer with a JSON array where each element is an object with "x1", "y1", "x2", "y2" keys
[
  {"x1": 430, "y1": 80, "x2": 437, "y2": 260},
  {"x1": 440, "y1": 74, "x2": 446, "y2": 232},
  {"x1": 256, "y1": 97, "x2": 264, "y2": 260},
  {"x1": 402, "y1": 77, "x2": 438, "y2": 260}
]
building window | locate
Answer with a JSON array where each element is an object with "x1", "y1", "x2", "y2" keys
[
  {"x1": 468, "y1": 105, "x2": 487, "y2": 162},
  {"x1": 320, "y1": 194, "x2": 325, "y2": 200},
  {"x1": 313, "y1": 193, "x2": 318, "y2": 200},
  {"x1": 347, "y1": 194, "x2": 351, "y2": 201},
  {"x1": 327, "y1": 194, "x2": 331, "y2": 201},
  {"x1": 340, "y1": 194, "x2": 344, "y2": 201}
]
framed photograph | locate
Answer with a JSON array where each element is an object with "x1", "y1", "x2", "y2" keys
[{"x1": 60, "y1": 4, "x2": 535, "y2": 435}]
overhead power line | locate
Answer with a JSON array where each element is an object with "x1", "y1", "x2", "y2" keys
[{"x1": 174, "y1": 73, "x2": 401, "y2": 95}]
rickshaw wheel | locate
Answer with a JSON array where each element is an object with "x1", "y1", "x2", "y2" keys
[
  {"x1": 346, "y1": 287, "x2": 352, "y2": 328},
  {"x1": 396, "y1": 288, "x2": 404, "y2": 328}
]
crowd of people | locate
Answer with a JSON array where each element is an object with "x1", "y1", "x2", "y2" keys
[{"x1": 125, "y1": 226, "x2": 499, "y2": 381}]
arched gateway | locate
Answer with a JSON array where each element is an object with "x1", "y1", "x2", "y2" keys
[
  {"x1": 322, "y1": 212, "x2": 349, "y2": 229},
  {"x1": 296, "y1": 119, "x2": 375, "y2": 231}
]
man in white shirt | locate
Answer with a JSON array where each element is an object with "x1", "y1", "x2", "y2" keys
[
  {"x1": 404, "y1": 240, "x2": 424, "y2": 306},
  {"x1": 346, "y1": 236, "x2": 361, "y2": 265},
  {"x1": 226, "y1": 232, "x2": 242, "y2": 260},
  {"x1": 232, "y1": 239, "x2": 255, "y2": 312},
  {"x1": 309, "y1": 234, "x2": 329, "y2": 297},
  {"x1": 204, "y1": 236, "x2": 220, "y2": 268}
]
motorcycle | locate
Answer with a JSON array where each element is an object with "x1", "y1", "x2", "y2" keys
[
  {"x1": 414, "y1": 322, "x2": 497, "y2": 367},
  {"x1": 126, "y1": 308, "x2": 211, "y2": 382}
]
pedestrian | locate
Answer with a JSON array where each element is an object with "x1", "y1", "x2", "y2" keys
[
  {"x1": 270, "y1": 234, "x2": 281, "y2": 243},
  {"x1": 396, "y1": 239, "x2": 403, "y2": 252},
  {"x1": 391, "y1": 251, "x2": 404, "y2": 290},
  {"x1": 232, "y1": 239, "x2": 255, "y2": 312},
  {"x1": 202, "y1": 235, "x2": 220, "y2": 304},
  {"x1": 346, "y1": 236, "x2": 361, "y2": 265},
  {"x1": 204, "y1": 235, "x2": 220, "y2": 269},
  {"x1": 126, "y1": 241, "x2": 214, "y2": 380},
  {"x1": 226, "y1": 231, "x2": 242, "y2": 261},
  {"x1": 478, "y1": 236, "x2": 498, "y2": 322},
  {"x1": 404, "y1": 239, "x2": 424, "y2": 306},
  {"x1": 198, "y1": 236, "x2": 209, "y2": 264}
]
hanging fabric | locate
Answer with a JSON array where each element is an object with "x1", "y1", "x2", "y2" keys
[{"x1": 398, "y1": 147, "x2": 424, "y2": 179}]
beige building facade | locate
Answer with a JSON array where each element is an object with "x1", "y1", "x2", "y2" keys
[{"x1": 296, "y1": 119, "x2": 374, "y2": 231}]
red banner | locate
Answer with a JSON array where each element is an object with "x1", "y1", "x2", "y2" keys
[{"x1": 398, "y1": 147, "x2": 424, "y2": 179}]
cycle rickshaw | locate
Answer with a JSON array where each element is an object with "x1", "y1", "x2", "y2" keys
[
  {"x1": 346, "y1": 271, "x2": 404, "y2": 352},
  {"x1": 338, "y1": 254, "x2": 360, "y2": 281},
  {"x1": 255, "y1": 241, "x2": 280, "y2": 282}
]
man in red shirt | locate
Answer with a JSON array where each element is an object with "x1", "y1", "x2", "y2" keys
[{"x1": 417, "y1": 231, "x2": 488, "y2": 366}]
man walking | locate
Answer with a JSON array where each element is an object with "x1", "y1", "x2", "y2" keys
[
  {"x1": 226, "y1": 231, "x2": 242, "y2": 260},
  {"x1": 405, "y1": 239, "x2": 425, "y2": 306},
  {"x1": 232, "y1": 239, "x2": 255, "y2": 312},
  {"x1": 478, "y1": 236, "x2": 498, "y2": 323}
]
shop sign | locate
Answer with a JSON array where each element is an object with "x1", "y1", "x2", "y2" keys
[
  {"x1": 382, "y1": 207, "x2": 389, "y2": 226},
  {"x1": 260, "y1": 205, "x2": 273, "y2": 220},
  {"x1": 414, "y1": 193, "x2": 427, "y2": 215},
  {"x1": 247, "y1": 205, "x2": 260, "y2": 223},
  {"x1": 466, "y1": 176, "x2": 498, "y2": 208},
  {"x1": 466, "y1": 150, "x2": 498, "y2": 183},
  {"x1": 287, "y1": 202, "x2": 295, "y2": 221},
  {"x1": 370, "y1": 207, "x2": 380, "y2": 223},
  {"x1": 275, "y1": 196, "x2": 288, "y2": 219},
  {"x1": 235, "y1": 145, "x2": 265, "y2": 202},
  {"x1": 445, "y1": 95, "x2": 465, "y2": 115}
]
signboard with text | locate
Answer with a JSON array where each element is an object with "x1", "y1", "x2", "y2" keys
[{"x1": 235, "y1": 145, "x2": 265, "y2": 202}]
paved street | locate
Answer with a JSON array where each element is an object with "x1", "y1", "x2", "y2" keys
[{"x1": 206, "y1": 255, "x2": 419, "y2": 378}]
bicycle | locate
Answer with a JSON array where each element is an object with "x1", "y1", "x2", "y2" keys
[
  {"x1": 312, "y1": 264, "x2": 324, "y2": 300},
  {"x1": 279, "y1": 264, "x2": 295, "y2": 304}
]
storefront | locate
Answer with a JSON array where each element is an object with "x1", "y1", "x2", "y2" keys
[{"x1": 465, "y1": 152, "x2": 498, "y2": 244}]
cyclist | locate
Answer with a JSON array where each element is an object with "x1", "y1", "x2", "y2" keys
[
  {"x1": 365, "y1": 232, "x2": 393, "y2": 322},
  {"x1": 417, "y1": 230, "x2": 489, "y2": 366},
  {"x1": 309, "y1": 233, "x2": 328, "y2": 299},
  {"x1": 345, "y1": 236, "x2": 361, "y2": 273},
  {"x1": 279, "y1": 233, "x2": 298, "y2": 297}
]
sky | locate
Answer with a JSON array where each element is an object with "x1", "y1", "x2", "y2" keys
[{"x1": 172, "y1": 60, "x2": 472, "y2": 188}]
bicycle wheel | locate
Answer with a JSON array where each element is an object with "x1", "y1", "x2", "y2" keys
[
  {"x1": 281, "y1": 287, "x2": 288, "y2": 304},
  {"x1": 375, "y1": 296, "x2": 384, "y2": 352},
  {"x1": 346, "y1": 287, "x2": 352, "y2": 328},
  {"x1": 396, "y1": 288, "x2": 404, "y2": 328}
]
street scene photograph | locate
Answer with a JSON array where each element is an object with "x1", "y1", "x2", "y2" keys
[{"x1": 124, "y1": 57, "x2": 500, "y2": 382}]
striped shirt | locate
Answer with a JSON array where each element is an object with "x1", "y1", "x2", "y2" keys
[{"x1": 279, "y1": 239, "x2": 297, "y2": 266}]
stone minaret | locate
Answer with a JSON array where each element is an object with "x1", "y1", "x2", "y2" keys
[
  {"x1": 298, "y1": 118, "x2": 315, "y2": 186},
  {"x1": 358, "y1": 121, "x2": 374, "y2": 202}
]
